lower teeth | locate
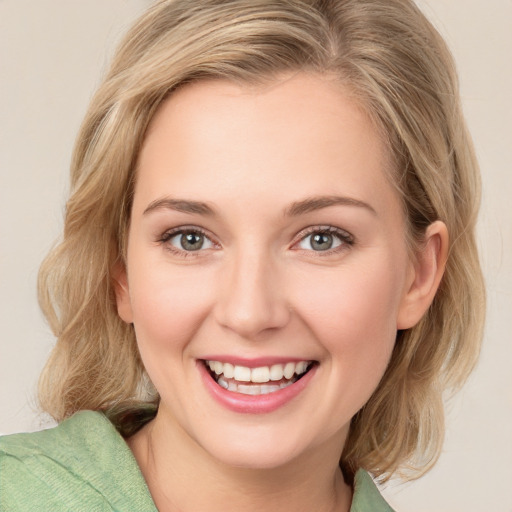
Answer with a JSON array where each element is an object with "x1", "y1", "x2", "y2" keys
[{"x1": 216, "y1": 376, "x2": 296, "y2": 395}]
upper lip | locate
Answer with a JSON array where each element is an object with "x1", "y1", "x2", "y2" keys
[{"x1": 199, "y1": 356, "x2": 316, "y2": 368}]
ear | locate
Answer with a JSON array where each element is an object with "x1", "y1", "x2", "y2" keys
[
  {"x1": 397, "y1": 221, "x2": 449, "y2": 329},
  {"x1": 112, "y1": 261, "x2": 134, "y2": 324}
]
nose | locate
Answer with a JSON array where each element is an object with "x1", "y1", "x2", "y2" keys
[{"x1": 213, "y1": 248, "x2": 291, "y2": 340}]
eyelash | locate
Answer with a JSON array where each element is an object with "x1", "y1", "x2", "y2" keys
[
  {"x1": 158, "y1": 226, "x2": 218, "y2": 258},
  {"x1": 157, "y1": 225, "x2": 354, "y2": 257},
  {"x1": 292, "y1": 225, "x2": 354, "y2": 255}
]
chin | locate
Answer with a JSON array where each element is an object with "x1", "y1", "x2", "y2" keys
[
  {"x1": 194, "y1": 426, "x2": 311, "y2": 471},
  {"x1": 207, "y1": 444, "x2": 303, "y2": 471}
]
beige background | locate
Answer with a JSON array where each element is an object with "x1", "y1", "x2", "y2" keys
[{"x1": 0, "y1": 1, "x2": 510, "y2": 510}]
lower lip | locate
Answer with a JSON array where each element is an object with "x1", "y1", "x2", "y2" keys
[{"x1": 198, "y1": 361, "x2": 317, "y2": 414}]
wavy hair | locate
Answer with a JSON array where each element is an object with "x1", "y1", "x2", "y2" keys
[{"x1": 38, "y1": 0, "x2": 485, "y2": 481}]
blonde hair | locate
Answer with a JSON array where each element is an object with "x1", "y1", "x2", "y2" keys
[{"x1": 38, "y1": 0, "x2": 485, "y2": 481}]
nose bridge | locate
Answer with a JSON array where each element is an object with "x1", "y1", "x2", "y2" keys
[{"x1": 214, "y1": 242, "x2": 290, "y2": 338}]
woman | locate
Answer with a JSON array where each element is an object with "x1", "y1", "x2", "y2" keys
[{"x1": 0, "y1": 0, "x2": 485, "y2": 510}]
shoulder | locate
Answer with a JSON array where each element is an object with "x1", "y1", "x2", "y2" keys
[
  {"x1": 350, "y1": 469, "x2": 395, "y2": 512},
  {"x1": 1, "y1": 410, "x2": 114, "y2": 458},
  {"x1": 0, "y1": 411, "x2": 156, "y2": 511}
]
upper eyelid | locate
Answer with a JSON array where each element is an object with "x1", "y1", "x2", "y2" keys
[
  {"x1": 290, "y1": 226, "x2": 355, "y2": 255},
  {"x1": 158, "y1": 224, "x2": 354, "y2": 248},
  {"x1": 294, "y1": 225, "x2": 354, "y2": 242},
  {"x1": 159, "y1": 225, "x2": 220, "y2": 249},
  {"x1": 161, "y1": 225, "x2": 215, "y2": 239}
]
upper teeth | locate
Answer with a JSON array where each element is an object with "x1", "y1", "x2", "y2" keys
[{"x1": 206, "y1": 360, "x2": 310, "y2": 384}]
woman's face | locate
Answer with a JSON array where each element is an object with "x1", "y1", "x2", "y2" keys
[{"x1": 117, "y1": 73, "x2": 416, "y2": 469}]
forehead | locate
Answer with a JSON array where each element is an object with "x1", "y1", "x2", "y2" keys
[{"x1": 135, "y1": 73, "x2": 400, "y2": 222}]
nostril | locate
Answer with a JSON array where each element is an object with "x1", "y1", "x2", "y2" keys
[{"x1": 212, "y1": 261, "x2": 291, "y2": 338}]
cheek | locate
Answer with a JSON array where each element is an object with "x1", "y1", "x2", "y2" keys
[
  {"x1": 128, "y1": 263, "x2": 214, "y2": 353},
  {"x1": 293, "y1": 259, "x2": 404, "y2": 388},
  {"x1": 126, "y1": 265, "x2": 218, "y2": 407},
  {"x1": 299, "y1": 261, "x2": 402, "y2": 334}
]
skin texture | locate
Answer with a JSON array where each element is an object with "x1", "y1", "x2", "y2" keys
[{"x1": 115, "y1": 73, "x2": 448, "y2": 512}]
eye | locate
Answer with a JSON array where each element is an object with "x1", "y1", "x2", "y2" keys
[
  {"x1": 296, "y1": 227, "x2": 353, "y2": 252},
  {"x1": 162, "y1": 228, "x2": 215, "y2": 252}
]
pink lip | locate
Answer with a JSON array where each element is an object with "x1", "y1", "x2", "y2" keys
[
  {"x1": 197, "y1": 360, "x2": 317, "y2": 414},
  {"x1": 201, "y1": 355, "x2": 310, "y2": 368}
]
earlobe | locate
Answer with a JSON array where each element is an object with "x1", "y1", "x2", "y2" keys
[
  {"x1": 397, "y1": 221, "x2": 449, "y2": 330},
  {"x1": 112, "y1": 262, "x2": 134, "y2": 324}
]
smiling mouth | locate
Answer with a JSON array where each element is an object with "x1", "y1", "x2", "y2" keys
[{"x1": 203, "y1": 360, "x2": 315, "y2": 396}]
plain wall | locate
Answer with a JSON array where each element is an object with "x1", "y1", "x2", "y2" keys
[{"x1": 1, "y1": 1, "x2": 510, "y2": 510}]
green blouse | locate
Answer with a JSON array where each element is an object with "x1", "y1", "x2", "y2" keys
[{"x1": 0, "y1": 411, "x2": 394, "y2": 511}]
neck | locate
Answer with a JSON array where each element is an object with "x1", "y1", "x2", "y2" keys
[{"x1": 127, "y1": 409, "x2": 352, "y2": 512}]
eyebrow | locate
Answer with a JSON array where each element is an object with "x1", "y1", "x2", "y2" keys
[
  {"x1": 285, "y1": 195, "x2": 377, "y2": 217},
  {"x1": 142, "y1": 194, "x2": 377, "y2": 217},
  {"x1": 143, "y1": 198, "x2": 216, "y2": 216}
]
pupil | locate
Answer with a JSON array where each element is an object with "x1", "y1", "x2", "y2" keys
[
  {"x1": 181, "y1": 233, "x2": 203, "y2": 251},
  {"x1": 312, "y1": 233, "x2": 332, "y2": 251}
]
